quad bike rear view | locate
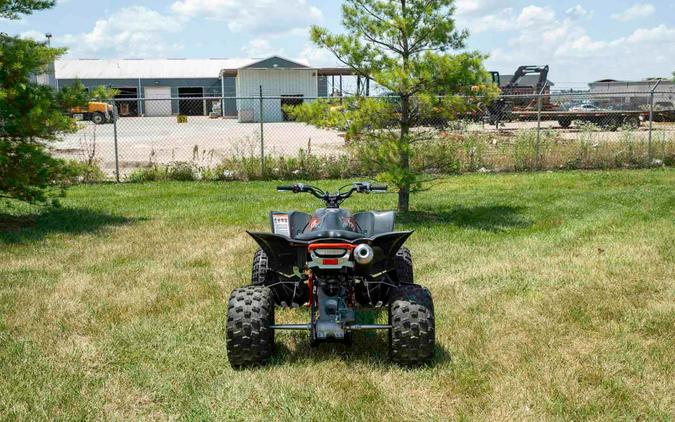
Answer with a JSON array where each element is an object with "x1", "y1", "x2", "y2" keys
[{"x1": 226, "y1": 182, "x2": 435, "y2": 367}]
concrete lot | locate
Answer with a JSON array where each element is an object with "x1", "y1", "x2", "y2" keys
[
  {"x1": 52, "y1": 116, "x2": 674, "y2": 176},
  {"x1": 53, "y1": 116, "x2": 347, "y2": 174}
]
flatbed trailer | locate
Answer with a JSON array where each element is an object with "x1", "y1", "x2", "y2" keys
[{"x1": 509, "y1": 110, "x2": 649, "y2": 130}]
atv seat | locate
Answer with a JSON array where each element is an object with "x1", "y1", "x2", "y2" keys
[{"x1": 295, "y1": 230, "x2": 366, "y2": 241}]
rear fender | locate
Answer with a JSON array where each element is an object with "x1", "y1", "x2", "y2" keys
[
  {"x1": 247, "y1": 230, "x2": 413, "y2": 277},
  {"x1": 247, "y1": 232, "x2": 308, "y2": 277},
  {"x1": 366, "y1": 231, "x2": 413, "y2": 275}
]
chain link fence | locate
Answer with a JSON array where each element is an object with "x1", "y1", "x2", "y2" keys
[{"x1": 51, "y1": 91, "x2": 675, "y2": 181}]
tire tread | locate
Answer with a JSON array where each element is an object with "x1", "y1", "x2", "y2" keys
[
  {"x1": 226, "y1": 285, "x2": 275, "y2": 367},
  {"x1": 389, "y1": 284, "x2": 435, "y2": 365}
]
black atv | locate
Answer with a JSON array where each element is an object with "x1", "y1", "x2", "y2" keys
[{"x1": 226, "y1": 182, "x2": 435, "y2": 367}]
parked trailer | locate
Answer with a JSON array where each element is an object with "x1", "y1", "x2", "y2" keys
[{"x1": 510, "y1": 110, "x2": 649, "y2": 130}]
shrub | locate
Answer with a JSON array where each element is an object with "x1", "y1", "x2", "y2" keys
[
  {"x1": 166, "y1": 162, "x2": 198, "y2": 181},
  {"x1": 61, "y1": 160, "x2": 107, "y2": 184},
  {"x1": 122, "y1": 128, "x2": 673, "y2": 185},
  {"x1": 512, "y1": 130, "x2": 538, "y2": 171}
]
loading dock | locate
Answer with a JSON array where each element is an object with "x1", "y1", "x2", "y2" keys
[
  {"x1": 114, "y1": 87, "x2": 138, "y2": 116},
  {"x1": 178, "y1": 87, "x2": 205, "y2": 116}
]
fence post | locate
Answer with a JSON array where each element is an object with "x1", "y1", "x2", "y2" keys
[
  {"x1": 259, "y1": 85, "x2": 265, "y2": 176},
  {"x1": 534, "y1": 82, "x2": 549, "y2": 171},
  {"x1": 648, "y1": 80, "x2": 661, "y2": 165},
  {"x1": 535, "y1": 93, "x2": 543, "y2": 170},
  {"x1": 112, "y1": 99, "x2": 120, "y2": 183}
]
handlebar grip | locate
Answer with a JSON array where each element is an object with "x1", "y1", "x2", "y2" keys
[
  {"x1": 277, "y1": 185, "x2": 295, "y2": 191},
  {"x1": 371, "y1": 184, "x2": 388, "y2": 192}
]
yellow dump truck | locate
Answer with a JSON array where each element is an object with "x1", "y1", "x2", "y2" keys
[{"x1": 68, "y1": 102, "x2": 116, "y2": 124}]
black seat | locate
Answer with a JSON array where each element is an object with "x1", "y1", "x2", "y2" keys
[{"x1": 295, "y1": 230, "x2": 366, "y2": 241}]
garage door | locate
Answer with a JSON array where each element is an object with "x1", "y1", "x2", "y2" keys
[{"x1": 144, "y1": 87, "x2": 172, "y2": 116}]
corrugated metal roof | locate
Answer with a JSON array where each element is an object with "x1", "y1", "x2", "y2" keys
[
  {"x1": 55, "y1": 56, "x2": 316, "y2": 79},
  {"x1": 55, "y1": 58, "x2": 254, "y2": 79}
]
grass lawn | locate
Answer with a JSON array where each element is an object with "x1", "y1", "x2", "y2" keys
[{"x1": 1, "y1": 169, "x2": 673, "y2": 420}]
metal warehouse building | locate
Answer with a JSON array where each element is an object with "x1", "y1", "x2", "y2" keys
[
  {"x1": 55, "y1": 56, "x2": 348, "y2": 122},
  {"x1": 589, "y1": 79, "x2": 675, "y2": 108}
]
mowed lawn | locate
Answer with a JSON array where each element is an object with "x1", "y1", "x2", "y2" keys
[{"x1": 1, "y1": 170, "x2": 673, "y2": 420}]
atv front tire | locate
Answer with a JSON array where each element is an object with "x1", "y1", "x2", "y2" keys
[
  {"x1": 252, "y1": 248, "x2": 307, "y2": 307},
  {"x1": 226, "y1": 285, "x2": 275, "y2": 368},
  {"x1": 388, "y1": 284, "x2": 435, "y2": 365}
]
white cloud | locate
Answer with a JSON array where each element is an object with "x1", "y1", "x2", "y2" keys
[
  {"x1": 474, "y1": 3, "x2": 675, "y2": 83},
  {"x1": 241, "y1": 38, "x2": 286, "y2": 58},
  {"x1": 611, "y1": 3, "x2": 655, "y2": 22},
  {"x1": 516, "y1": 5, "x2": 556, "y2": 29},
  {"x1": 297, "y1": 44, "x2": 340, "y2": 67},
  {"x1": 464, "y1": 8, "x2": 515, "y2": 34},
  {"x1": 554, "y1": 35, "x2": 608, "y2": 59},
  {"x1": 19, "y1": 30, "x2": 48, "y2": 41},
  {"x1": 58, "y1": 6, "x2": 183, "y2": 58},
  {"x1": 170, "y1": 0, "x2": 322, "y2": 34},
  {"x1": 565, "y1": 5, "x2": 591, "y2": 20},
  {"x1": 455, "y1": 0, "x2": 510, "y2": 17},
  {"x1": 625, "y1": 24, "x2": 675, "y2": 44}
]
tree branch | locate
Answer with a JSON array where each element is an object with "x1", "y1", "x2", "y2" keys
[{"x1": 354, "y1": 21, "x2": 404, "y2": 54}]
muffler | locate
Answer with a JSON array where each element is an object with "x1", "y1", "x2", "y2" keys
[{"x1": 353, "y1": 244, "x2": 374, "y2": 265}]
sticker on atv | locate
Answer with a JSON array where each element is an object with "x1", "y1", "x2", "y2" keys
[{"x1": 272, "y1": 213, "x2": 291, "y2": 237}]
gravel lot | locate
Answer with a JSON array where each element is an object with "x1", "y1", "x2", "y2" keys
[{"x1": 52, "y1": 116, "x2": 674, "y2": 176}]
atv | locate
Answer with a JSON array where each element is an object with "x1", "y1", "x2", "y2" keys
[{"x1": 226, "y1": 182, "x2": 435, "y2": 367}]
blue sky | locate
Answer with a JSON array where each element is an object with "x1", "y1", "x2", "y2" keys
[{"x1": 2, "y1": 0, "x2": 674, "y2": 89}]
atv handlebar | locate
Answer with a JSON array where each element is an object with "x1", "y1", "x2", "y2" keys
[{"x1": 277, "y1": 182, "x2": 387, "y2": 208}]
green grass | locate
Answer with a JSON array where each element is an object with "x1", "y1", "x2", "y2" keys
[{"x1": 1, "y1": 169, "x2": 674, "y2": 420}]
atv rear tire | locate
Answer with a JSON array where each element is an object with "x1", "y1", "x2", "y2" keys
[
  {"x1": 251, "y1": 248, "x2": 308, "y2": 307},
  {"x1": 394, "y1": 247, "x2": 413, "y2": 284},
  {"x1": 388, "y1": 284, "x2": 435, "y2": 365},
  {"x1": 226, "y1": 285, "x2": 275, "y2": 368}
]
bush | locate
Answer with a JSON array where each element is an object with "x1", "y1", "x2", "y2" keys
[
  {"x1": 60, "y1": 160, "x2": 107, "y2": 184},
  {"x1": 413, "y1": 134, "x2": 461, "y2": 174},
  {"x1": 127, "y1": 166, "x2": 166, "y2": 183},
  {"x1": 512, "y1": 130, "x2": 538, "y2": 171},
  {"x1": 166, "y1": 162, "x2": 198, "y2": 181}
]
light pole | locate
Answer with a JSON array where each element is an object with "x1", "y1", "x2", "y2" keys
[{"x1": 45, "y1": 33, "x2": 52, "y2": 47}]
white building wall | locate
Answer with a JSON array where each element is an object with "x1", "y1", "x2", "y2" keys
[{"x1": 236, "y1": 68, "x2": 318, "y2": 122}]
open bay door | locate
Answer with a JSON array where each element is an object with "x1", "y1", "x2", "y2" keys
[{"x1": 144, "y1": 86, "x2": 172, "y2": 116}]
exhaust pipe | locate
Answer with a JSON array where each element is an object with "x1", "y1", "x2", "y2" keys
[{"x1": 354, "y1": 244, "x2": 374, "y2": 265}]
